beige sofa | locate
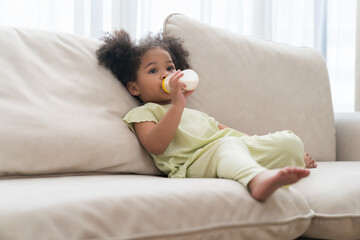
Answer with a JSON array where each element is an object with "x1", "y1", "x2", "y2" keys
[{"x1": 0, "y1": 13, "x2": 359, "y2": 240}]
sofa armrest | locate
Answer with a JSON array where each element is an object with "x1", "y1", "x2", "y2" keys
[{"x1": 335, "y1": 112, "x2": 360, "y2": 161}]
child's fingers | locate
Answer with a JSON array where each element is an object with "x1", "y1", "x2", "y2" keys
[
  {"x1": 172, "y1": 82, "x2": 186, "y2": 95},
  {"x1": 183, "y1": 89, "x2": 194, "y2": 97},
  {"x1": 169, "y1": 70, "x2": 184, "y2": 91},
  {"x1": 172, "y1": 70, "x2": 183, "y2": 84}
]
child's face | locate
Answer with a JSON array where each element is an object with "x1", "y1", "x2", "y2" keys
[{"x1": 127, "y1": 47, "x2": 176, "y2": 104}]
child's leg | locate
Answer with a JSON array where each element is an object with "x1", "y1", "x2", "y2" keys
[
  {"x1": 242, "y1": 130, "x2": 306, "y2": 169},
  {"x1": 186, "y1": 136, "x2": 265, "y2": 186},
  {"x1": 185, "y1": 136, "x2": 309, "y2": 201}
]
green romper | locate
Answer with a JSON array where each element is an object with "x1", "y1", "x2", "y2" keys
[{"x1": 123, "y1": 103, "x2": 305, "y2": 187}]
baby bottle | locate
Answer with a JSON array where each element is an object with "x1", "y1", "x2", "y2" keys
[{"x1": 162, "y1": 69, "x2": 199, "y2": 93}]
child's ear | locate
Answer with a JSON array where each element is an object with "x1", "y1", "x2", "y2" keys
[{"x1": 127, "y1": 82, "x2": 140, "y2": 96}]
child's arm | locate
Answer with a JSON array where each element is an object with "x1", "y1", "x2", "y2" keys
[
  {"x1": 134, "y1": 71, "x2": 193, "y2": 155},
  {"x1": 218, "y1": 123, "x2": 229, "y2": 130},
  {"x1": 134, "y1": 104, "x2": 183, "y2": 155},
  {"x1": 218, "y1": 122, "x2": 249, "y2": 136}
]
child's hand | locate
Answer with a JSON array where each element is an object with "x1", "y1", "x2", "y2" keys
[{"x1": 168, "y1": 70, "x2": 194, "y2": 106}]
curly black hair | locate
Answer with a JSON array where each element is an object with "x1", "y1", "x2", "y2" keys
[{"x1": 96, "y1": 30, "x2": 190, "y2": 91}]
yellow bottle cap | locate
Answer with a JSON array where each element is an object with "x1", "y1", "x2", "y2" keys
[{"x1": 162, "y1": 78, "x2": 170, "y2": 93}]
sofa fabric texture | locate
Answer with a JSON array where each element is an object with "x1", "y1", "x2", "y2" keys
[
  {"x1": 335, "y1": 112, "x2": 360, "y2": 162},
  {"x1": 163, "y1": 14, "x2": 359, "y2": 240},
  {"x1": 163, "y1": 14, "x2": 335, "y2": 163},
  {"x1": 293, "y1": 162, "x2": 360, "y2": 239},
  {"x1": 0, "y1": 26, "x2": 162, "y2": 176},
  {"x1": 0, "y1": 13, "x2": 359, "y2": 240},
  {"x1": 0, "y1": 175, "x2": 314, "y2": 240}
]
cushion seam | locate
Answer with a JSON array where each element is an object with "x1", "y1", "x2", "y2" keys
[
  {"x1": 313, "y1": 213, "x2": 360, "y2": 218},
  {"x1": 122, "y1": 213, "x2": 314, "y2": 240}
]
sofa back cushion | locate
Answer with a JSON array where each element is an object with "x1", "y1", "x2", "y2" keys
[
  {"x1": 0, "y1": 27, "x2": 162, "y2": 176},
  {"x1": 163, "y1": 14, "x2": 336, "y2": 162}
]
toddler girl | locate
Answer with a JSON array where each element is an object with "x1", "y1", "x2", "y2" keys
[{"x1": 96, "y1": 30, "x2": 316, "y2": 201}]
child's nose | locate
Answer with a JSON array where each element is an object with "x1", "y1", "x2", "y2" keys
[{"x1": 161, "y1": 72, "x2": 169, "y2": 80}]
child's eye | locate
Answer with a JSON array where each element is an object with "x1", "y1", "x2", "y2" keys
[
  {"x1": 149, "y1": 69, "x2": 157, "y2": 74},
  {"x1": 167, "y1": 66, "x2": 175, "y2": 71}
]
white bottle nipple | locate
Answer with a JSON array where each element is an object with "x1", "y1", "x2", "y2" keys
[{"x1": 162, "y1": 69, "x2": 199, "y2": 93}]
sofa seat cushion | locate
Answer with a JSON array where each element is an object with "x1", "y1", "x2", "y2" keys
[
  {"x1": 0, "y1": 175, "x2": 313, "y2": 240},
  {"x1": 293, "y1": 162, "x2": 360, "y2": 240}
]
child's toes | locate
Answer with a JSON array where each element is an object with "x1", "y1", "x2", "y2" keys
[{"x1": 309, "y1": 161, "x2": 317, "y2": 168}]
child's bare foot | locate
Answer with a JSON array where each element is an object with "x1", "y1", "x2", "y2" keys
[
  {"x1": 248, "y1": 167, "x2": 310, "y2": 201},
  {"x1": 303, "y1": 152, "x2": 317, "y2": 168}
]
